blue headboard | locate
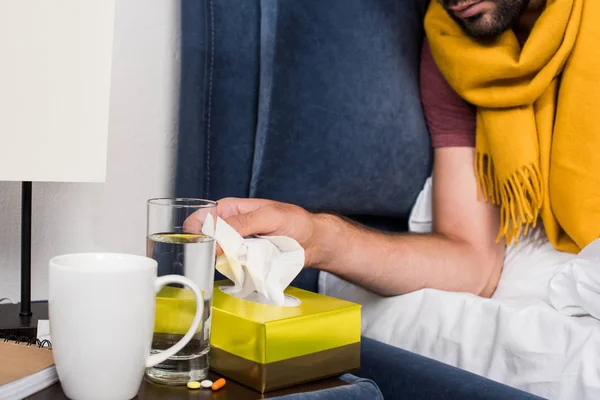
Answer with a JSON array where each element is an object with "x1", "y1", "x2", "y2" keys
[{"x1": 176, "y1": 0, "x2": 432, "y2": 233}]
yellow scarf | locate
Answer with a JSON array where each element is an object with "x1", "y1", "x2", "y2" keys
[{"x1": 424, "y1": 0, "x2": 600, "y2": 253}]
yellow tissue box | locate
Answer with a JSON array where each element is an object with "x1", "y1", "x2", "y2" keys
[
  {"x1": 154, "y1": 286, "x2": 202, "y2": 334},
  {"x1": 210, "y1": 280, "x2": 361, "y2": 393}
]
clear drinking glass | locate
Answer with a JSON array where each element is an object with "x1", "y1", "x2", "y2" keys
[{"x1": 145, "y1": 198, "x2": 217, "y2": 385}]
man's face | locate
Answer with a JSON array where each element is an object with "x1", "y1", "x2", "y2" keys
[{"x1": 438, "y1": 0, "x2": 529, "y2": 39}]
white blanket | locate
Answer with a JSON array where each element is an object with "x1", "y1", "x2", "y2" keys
[
  {"x1": 549, "y1": 239, "x2": 600, "y2": 321},
  {"x1": 319, "y1": 177, "x2": 600, "y2": 399}
]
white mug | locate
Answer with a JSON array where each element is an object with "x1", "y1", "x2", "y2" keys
[{"x1": 49, "y1": 253, "x2": 203, "y2": 400}]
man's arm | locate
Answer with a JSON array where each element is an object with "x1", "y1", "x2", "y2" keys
[
  {"x1": 196, "y1": 146, "x2": 505, "y2": 298},
  {"x1": 190, "y1": 40, "x2": 504, "y2": 297},
  {"x1": 312, "y1": 147, "x2": 504, "y2": 297}
]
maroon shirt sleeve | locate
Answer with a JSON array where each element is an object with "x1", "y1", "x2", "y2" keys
[{"x1": 420, "y1": 39, "x2": 476, "y2": 148}]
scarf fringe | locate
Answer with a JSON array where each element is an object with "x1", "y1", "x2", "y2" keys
[{"x1": 475, "y1": 152, "x2": 543, "y2": 245}]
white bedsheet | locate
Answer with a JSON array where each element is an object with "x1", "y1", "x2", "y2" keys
[{"x1": 318, "y1": 177, "x2": 600, "y2": 399}]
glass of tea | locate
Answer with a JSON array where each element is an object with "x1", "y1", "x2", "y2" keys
[{"x1": 145, "y1": 198, "x2": 217, "y2": 385}]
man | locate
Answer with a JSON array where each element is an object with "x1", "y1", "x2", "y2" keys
[{"x1": 191, "y1": 0, "x2": 598, "y2": 298}]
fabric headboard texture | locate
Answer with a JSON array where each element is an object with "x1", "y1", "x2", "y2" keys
[{"x1": 176, "y1": 0, "x2": 432, "y2": 232}]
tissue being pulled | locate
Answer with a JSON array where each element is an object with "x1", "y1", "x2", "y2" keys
[{"x1": 202, "y1": 216, "x2": 305, "y2": 306}]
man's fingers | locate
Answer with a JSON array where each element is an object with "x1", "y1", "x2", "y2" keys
[
  {"x1": 183, "y1": 197, "x2": 280, "y2": 238},
  {"x1": 217, "y1": 197, "x2": 276, "y2": 220},
  {"x1": 224, "y1": 212, "x2": 262, "y2": 238},
  {"x1": 182, "y1": 198, "x2": 285, "y2": 262},
  {"x1": 213, "y1": 207, "x2": 278, "y2": 256},
  {"x1": 224, "y1": 208, "x2": 280, "y2": 238},
  {"x1": 182, "y1": 208, "x2": 214, "y2": 234},
  {"x1": 182, "y1": 214, "x2": 202, "y2": 234},
  {"x1": 181, "y1": 198, "x2": 258, "y2": 234}
]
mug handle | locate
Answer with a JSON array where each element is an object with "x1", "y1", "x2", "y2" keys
[{"x1": 145, "y1": 275, "x2": 204, "y2": 368}]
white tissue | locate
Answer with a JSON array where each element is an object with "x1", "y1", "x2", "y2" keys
[
  {"x1": 549, "y1": 239, "x2": 600, "y2": 320},
  {"x1": 202, "y1": 216, "x2": 305, "y2": 306}
]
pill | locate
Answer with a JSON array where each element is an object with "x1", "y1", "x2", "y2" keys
[
  {"x1": 187, "y1": 381, "x2": 201, "y2": 390},
  {"x1": 211, "y1": 378, "x2": 226, "y2": 391},
  {"x1": 200, "y1": 380, "x2": 213, "y2": 388}
]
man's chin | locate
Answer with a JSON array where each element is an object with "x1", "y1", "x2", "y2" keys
[
  {"x1": 443, "y1": 0, "x2": 530, "y2": 40},
  {"x1": 454, "y1": 14, "x2": 506, "y2": 39}
]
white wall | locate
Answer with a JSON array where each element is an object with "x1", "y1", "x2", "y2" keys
[{"x1": 0, "y1": 0, "x2": 181, "y2": 301}]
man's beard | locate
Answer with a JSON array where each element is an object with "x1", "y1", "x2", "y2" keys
[{"x1": 440, "y1": 0, "x2": 530, "y2": 39}]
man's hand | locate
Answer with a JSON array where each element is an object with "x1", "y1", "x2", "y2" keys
[{"x1": 185, "y1": 198, "x2": 326, "y2": 267}]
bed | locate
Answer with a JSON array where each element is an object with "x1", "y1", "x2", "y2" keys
[{"x1": 319, "y1": 178, "x2": 600, "y2": 400}]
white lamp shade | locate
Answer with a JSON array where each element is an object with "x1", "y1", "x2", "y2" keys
[{"x1": 0, "y1": 1, "x2": 115, "y2": 183}]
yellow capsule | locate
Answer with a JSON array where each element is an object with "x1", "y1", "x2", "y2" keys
[{"x1": 187, "y1": 381, "x2": 201, "y2": 390}]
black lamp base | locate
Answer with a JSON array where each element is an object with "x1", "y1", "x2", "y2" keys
[
  {"x1": 0, "y1": 182, "x2": 36, "y2": 341},
  {"x1": 0, "y1": 303, "x2": 44, "y2": 341}
]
